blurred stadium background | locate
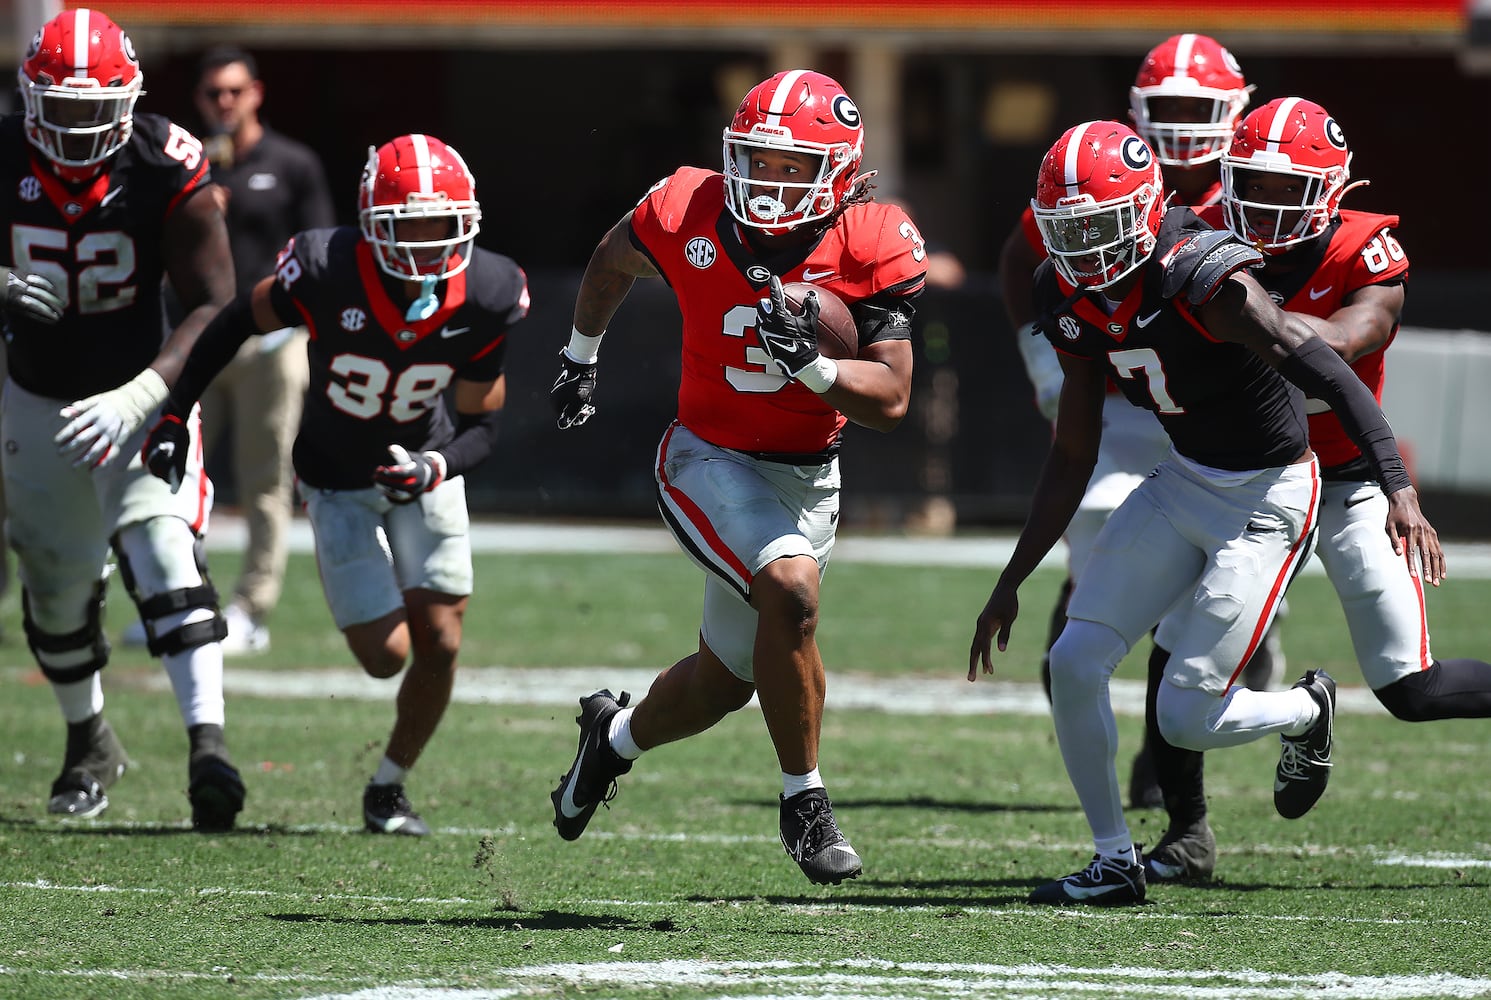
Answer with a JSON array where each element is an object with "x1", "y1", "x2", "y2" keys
[{"x1": 6, "y1": 0, "x2": 1490, "y2": 535}]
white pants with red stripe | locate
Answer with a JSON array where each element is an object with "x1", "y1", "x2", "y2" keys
[
  {"x1": 1068, "y1": 453, "x2": 1318, "y2": 696},
  {"x1": 2, "y1": 378, "x2": 214, "y2": 635},
  {"x1": 653, "y1": 422, "x2": 838, "y2": 680},
  {"x1": 1314, "y1": 478, "x2": 1432, "y2": 689}
]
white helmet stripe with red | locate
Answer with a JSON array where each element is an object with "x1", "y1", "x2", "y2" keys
[
  {"x1": 1059, "y1": 121, "x2": 1093, "y2": 197},
  {"x1": 1262, "y1": 97, "x2": 1303, "y2": 150},
  {"x1": 70, "y1": 9, "x2": 93, "y2": 78},
  {"x1": 763, "y1": 69, "x2": 809, "y2": 126}
]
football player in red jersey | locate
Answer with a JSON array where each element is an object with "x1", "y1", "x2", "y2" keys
[
  {"x1": 0, "y1": 9, "x2": 244, "y2": 830},
  {"x1": 998, "y1": 34, "x2": 1281, "y2": 814},
  {"x1": 141, "y1": 134, "x2": 529, "y2": 835},
  {"x1": 1139, "y1": 98, "x2": 1491, "y2": 884},
  {"x1": 968, "y1": 120, "x2": 1440, "y2": 906},
  {"x1": 548, "y1": 69, "x2": 926, "y2": 885}
]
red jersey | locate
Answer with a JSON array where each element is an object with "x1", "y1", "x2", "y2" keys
[
  {"x1": 629, "y1": 167, "x2": 925, "y2": 455},
  {"x1": 1199, "y1": 207, "x2": 1409, "y2": 468}
]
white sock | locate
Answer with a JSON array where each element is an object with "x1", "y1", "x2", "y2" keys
[
  {"x1": 159, "y1": 609, "x2": 226, "y2": 727},
  {"x1": 1096, "y1": 838, "x2": 1137, "y2": 866},
  {"x1": 372, "y1": 756, "x2": 408, "y2": 786},
  {"x1": 607, "y1": 707, "x2": 644, "y2": 760},
  {"x1": 782, "y1": 767, "x2": 824, "y2": 798},
  {"x1": 51, "y1": 673, "x2": 104, "y2": 724}
]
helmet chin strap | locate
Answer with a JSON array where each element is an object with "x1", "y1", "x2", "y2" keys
[{"x1": 405, "y1": 276, "x2": 439, "y2": 321}]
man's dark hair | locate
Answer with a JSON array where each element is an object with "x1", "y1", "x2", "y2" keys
[{"x1": 197, "y1": 46, "x2": 258, "y2": 83}]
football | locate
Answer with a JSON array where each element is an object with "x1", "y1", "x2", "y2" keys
[{"x1": 781, "y1": 282, "x2": 858, "y2": 360}]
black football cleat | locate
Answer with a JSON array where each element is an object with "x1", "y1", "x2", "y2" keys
[
  {"x1": 551, "y1": 689, "x2": 633, "y2": 841},
  {"x1": 189, "y1": 751, "x2": 246, "y2": 832},
  {"x1": 779, "y1": 788, "x2": 862, "y2": 885},
  {"x1": 1143, "y1": 819, "x2": 1217, "y2": 883},
  {"x1": 48, "y1": 715, "x2": 128, "y2": 819},
  {"x1": 1274, "y1": 669, "x2": 1336, "y2": 819},
  {"x1": 363, "y1": 782, "x2": 430, "y2": 836},
  {"x1": 1029, "y1": 853, "x2": 1146, "y2": 906}
]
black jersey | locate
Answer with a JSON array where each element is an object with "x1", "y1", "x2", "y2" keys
[
  {"x1": 265, "y1": 226, "x2": 528, "y2": 490},
  {"x1": 0, "y1": 112, "x2": 211, "y2": 399},
  {"x1": 211, "y1": 127, "x2": 334, "y2": 294},
  {"x1": 1033, "y1": 208, "x2": 1307, "y2": 472}
]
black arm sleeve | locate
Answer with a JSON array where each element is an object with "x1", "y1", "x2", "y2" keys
[
  {"x1": 1277, "y1": 336, "x2": 1413, "y2": 495},
  {"x1": 437, "y1": 408, "x2": 503, "y2": 478},
  {"x1": 164, "y1": 290, "x2": 260, "y2": 417}
]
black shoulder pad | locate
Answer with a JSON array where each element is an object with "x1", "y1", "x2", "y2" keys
[{"x1": 1159, "y1": 229, "x2": 1264, "y2": 305}]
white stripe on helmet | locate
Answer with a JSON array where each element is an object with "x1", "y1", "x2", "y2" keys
[
  {"x1": 1266, "y1": 97, "x2": 1303, "y2": 151},
  {"x1": 71, "y1": 9, "x2": 92, "y2": 78},
  {"x1": 765, "y1": 69, "x2": 809, "y2": 126},
  {"x1": 1062, "y1": 122, "x2": 1094, "y2": 196},
  {"x1": 1173, "y1": 34, "x2": 1197, "y2": 80},
  {"x1": 410, "y1": 133, "x2": 433, "y2": 193}
]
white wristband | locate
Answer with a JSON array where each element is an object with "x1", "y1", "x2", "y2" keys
[
  {"x1": 565, "y1": 327, "x2": 605, "y2": 364},
  {"x1": 795, "y1": 355, "x2": 839, "y2": 394}
]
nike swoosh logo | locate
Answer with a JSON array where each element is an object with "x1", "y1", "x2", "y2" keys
[
  {"x1": 557, "y1": 765, "x2": 586, "y2": 818},
  {"x1": 100, "y1": 187, "x2": 123, "y2": 207},
  {"x1": 801, "y1": 268, "x2": 835, "y2": 281},
  {"x1": 1308, "y1": 286, "x2": 1333, "y2": 300},
  {"x1": 1274, "y1": 779, "x2": 1291, "y2": 792},
  {"x1": 439, "y1": 326, "x2": 471, "y2": 339},
  {"x1": 1136, "y1": 310, "x2": 1161, "y2": 328}
]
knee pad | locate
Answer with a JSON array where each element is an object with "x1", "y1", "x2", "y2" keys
[
  {"x1": 1048, "y1": 619, "x2": 1128, "y2": 705},
  {"x1": 22, "y1": 579, "x2": 110, "y2": 683},
  {"x1": 1373, "y1": 670, "x2": 1435, "y2": 722},
  {"x1": 113, "y1": 519, "x2": 227, "y2": 657}
]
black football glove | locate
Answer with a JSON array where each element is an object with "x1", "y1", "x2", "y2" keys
[
  {"x1": 4, "y1": 269, "x2": 64, "y2": 325},
  {"x1": 373, "y1": 445, "x2": 445, "y2": 504},
  {"x1": 756, "y1": 275, "x2": 821, "y2": 380},
  {"x1": 141, "y1": 413, "x2": 190, "y2": 494},
  {"x1": 551, "y1": 349, "x2": 598, "y2": 429}
]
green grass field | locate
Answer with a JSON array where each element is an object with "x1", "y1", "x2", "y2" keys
[{"x1": 3, "y1": 538, "x2": 1491, "y2": 999}]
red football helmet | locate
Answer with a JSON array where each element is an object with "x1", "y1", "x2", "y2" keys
[
  {"x1": 1129, "y1": 33, "x2": 1251, "y2": 168},
  {"x1": 722, "y1": 69, "x2": 867, "y2": 235},
  {"x1": 19, "y1": 8, "x2": 144, "y2": 177},
  {"x1": 358, "y1": 134, "x2": 482, "y2": 281},
  {"x1": 1032, "y1": 121, "x2": 1166, "y2": 290},
  {"x1": 1222, "y1": 98, "x2": 1359, "y2": 254}
]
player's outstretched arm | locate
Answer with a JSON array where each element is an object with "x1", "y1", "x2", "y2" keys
[{"x1": 968, "y1": 353, "x2": 1106, "y2": 680}]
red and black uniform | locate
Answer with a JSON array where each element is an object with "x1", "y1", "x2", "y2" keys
[
  {"x1": 1033, "y1": 207, "x2": 1307, "y2": 472},
  {"x1": 0, "y1": 112, "x2": 210, "y2": 399},
  {"x1": 170, "y1": 226, "x2": 529, "y2": 490}
]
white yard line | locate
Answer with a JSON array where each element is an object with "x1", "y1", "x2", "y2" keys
[{"x1": 203, "y1": 514, "x2": 1491, "y2": 578}]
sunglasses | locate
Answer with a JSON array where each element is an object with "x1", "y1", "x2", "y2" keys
[{"x1": 201, "y1": 86, "x2": 246, "y2": 100}]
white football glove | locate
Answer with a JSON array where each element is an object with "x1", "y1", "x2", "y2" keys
[
  {"x1": 54, "y1": 368, "x2": 170, "y2": 469},
  {"x1": 1015, "y1": 321, "x2": 1064, "y2": 423},
  {"x1": 372, "y1": 444, "x2": 446, "y2": 504}
]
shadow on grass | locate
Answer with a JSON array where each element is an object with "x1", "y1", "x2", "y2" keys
[{"x1": 268, "y1": 911, "x2": 684, "y2": 931}]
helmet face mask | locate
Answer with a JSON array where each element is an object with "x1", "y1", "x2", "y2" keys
[
  {"x1": 20, "y1": 8, "x2": 144, "y2": 175},
  {"x1": 358, "y1": 134, "x2": 481, "y2": 282},
  {"x1": 1034, "y1": 122, "x2": 1165, "y2": 290},
  {"x1": 1221, "y1": 97, "x2": 1352, "y2": 254},
  {"x1": 1129, "y1": 33, "x2": 1250, "y2": 167},
  {"x1": 722, "y1": 69, "x2": 865, "y2": 236}
]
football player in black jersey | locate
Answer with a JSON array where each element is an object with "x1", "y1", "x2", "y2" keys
[
  {"x1": 142, "y1": 134, "x2": 530, "y2": 835},
  {"x1": 1, "y1": 9, "x2": 244, "y2": 830},
  {"x1": 968, "y1": 121, "x2": 1441, "y2": 907}
]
